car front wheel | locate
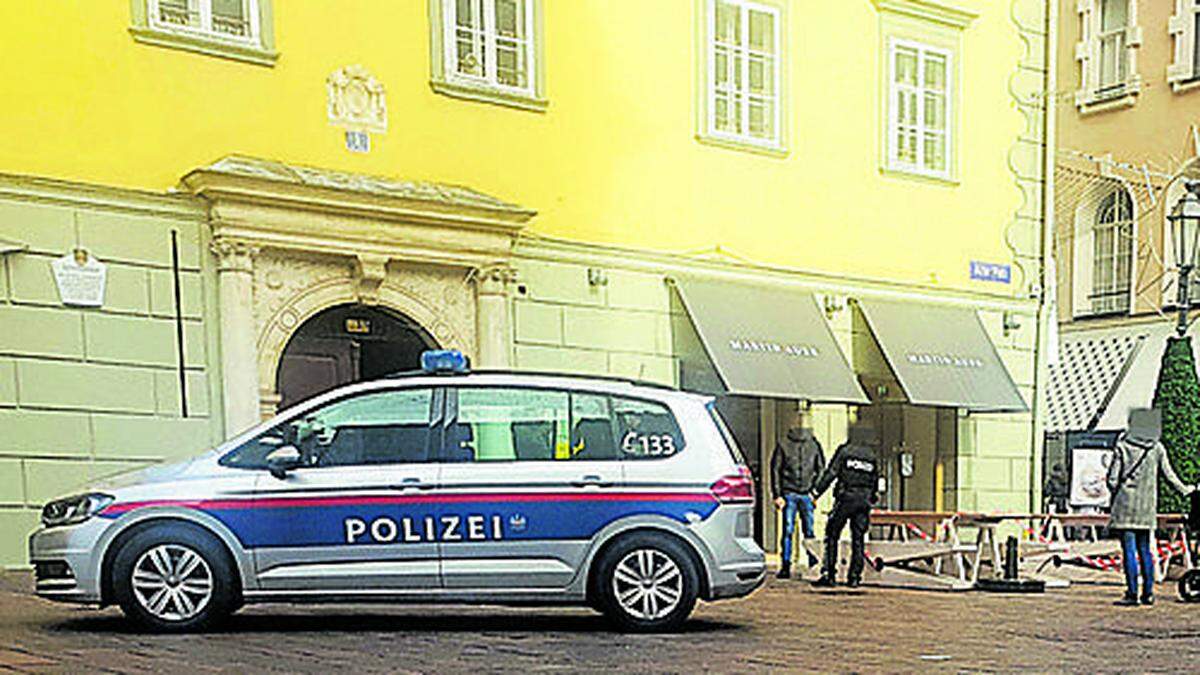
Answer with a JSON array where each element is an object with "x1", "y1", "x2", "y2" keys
[
  {"x1": 595, "y1": 532, "x2": 700, "y2": 632},
  {"x1": 111, "y1": 523, "x2": 237, "y2": 632}
]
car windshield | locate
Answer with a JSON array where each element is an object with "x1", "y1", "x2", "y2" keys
[{"x1": 219, "y1": 388, "x2": 434, "y2": 469}]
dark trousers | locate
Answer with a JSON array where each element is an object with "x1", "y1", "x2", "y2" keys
[{"x1": 822, "y1": 496, "x2": 871, "y2": 582}]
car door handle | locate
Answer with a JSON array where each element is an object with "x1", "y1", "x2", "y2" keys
[
  {"x1": 392, "y1": 478, "x2": 434, "y2": 491},
  {"x1": 571, "y1": 475, "x2": 612, "y2": 488}
]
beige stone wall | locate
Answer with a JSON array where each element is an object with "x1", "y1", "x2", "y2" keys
[
  {"x1": 511, "y1": 259, "x2": 676, "y2": 385},
  {"x1": 0, "y1": 179, "x2": 224, "y2": 566}
]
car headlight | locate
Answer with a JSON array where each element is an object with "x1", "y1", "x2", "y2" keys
[{"x1": 41, "y1": 493, "x2": 115, "y2": 527}]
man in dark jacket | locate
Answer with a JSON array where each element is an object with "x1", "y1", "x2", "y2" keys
[
  {"x1": 770, "y1": 417, "x2": 825, "y2": 578},
  {"x1": 811, "y1": 423, "x2": 881, "y2": 588}
]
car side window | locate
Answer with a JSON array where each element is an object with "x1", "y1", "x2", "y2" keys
[
  {"x1": 448, "y1": 388, "x2": 620, "y2": 462},
  {"x1": 613, "y1": 396, "x2": 685, "y2": 459},
  {"x1": 220, "y1": 388, "x2": 434, "y2": 469}
]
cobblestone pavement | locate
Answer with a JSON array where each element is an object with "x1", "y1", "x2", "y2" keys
[{"x1": 1, "y1": 572, "x2": 1199, "y2": 673}]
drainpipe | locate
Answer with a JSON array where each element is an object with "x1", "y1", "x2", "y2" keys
[{"x1": 1028, "y1": 0, "x2": 1058, "y2": 513}]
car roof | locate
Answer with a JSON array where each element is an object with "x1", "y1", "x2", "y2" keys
[{"x1": 344, "y1": 370, "x2": 710, "y2": 404}]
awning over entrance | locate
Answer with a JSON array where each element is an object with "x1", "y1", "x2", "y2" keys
[
  {"x1": 1045, "y1": 322, "x2": 1200, "y2": 432},
  {"x1": 854, "y1": 298, "x2": 1027, "y2": 412},
  {"x1": 671, "y1": 277, "x2": 868, "y2": 403}
]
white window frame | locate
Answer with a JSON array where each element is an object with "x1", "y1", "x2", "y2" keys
[
  {"x1": 702, "y1": 0, "x2": 784, "y2": 152},
  {"x1": 441, "y1": 0, "x2": 537, "y2": 100},
  {"x1": 1090, "y1": 189, "x2": 1134, "y2": 314},
  {"x1": 146, "y1": 0, "x2": 262, "y2": 46},
  {"x1": 1074, "y1": 0, "x2": 1142, "y2": 112},
  {"x1": 885, "y1": 38, "x2": 953, "y2": 181},
  {"x1": 1168, "y1": 0, "x2": 1200, "y2": 91},
  {"x1": 1072, "y1": 185, "x2": 1136, "y2": 317}
]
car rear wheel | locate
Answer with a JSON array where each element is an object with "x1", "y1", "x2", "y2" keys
[
  {"x1": 111, "y1": 523, "x2": 236, "y2": 632},
  {"x1": 595, "y1": 532, "x2": 699, "y2": 632}
]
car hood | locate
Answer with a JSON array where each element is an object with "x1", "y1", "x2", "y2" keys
[{"x1": 91, "y1": 455, "x2": 209, "y2": 492}]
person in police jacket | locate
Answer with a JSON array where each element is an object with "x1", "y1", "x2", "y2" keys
[
  {"x1": 810, "y1": 423, "x2": 881, "y2": 588},
  {"x1": 1105, "y1": 408, "x2": 1196, "y2": 606}
]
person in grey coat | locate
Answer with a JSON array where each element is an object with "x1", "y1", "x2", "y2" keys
[{"x1": 1105, "y1": 408, "x2": 1196, "y2": 606}]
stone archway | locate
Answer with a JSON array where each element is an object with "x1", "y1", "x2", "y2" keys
[
  {"x1": 187, "y1": 156, "x2": 533, "y2": 433},
  {"x1": 274, "y1": 303, "x2": 438, "y2": 410},
  {"x1": 254, "y1": 271, "x2": 473, "y2": 418}
]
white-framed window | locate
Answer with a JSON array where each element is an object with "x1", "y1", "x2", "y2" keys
[
  {"x1": 149, "y1": 0, "x2": 261, "y2": 44},
  {"x1": 702, "y1": 0, "x2": 783, "y2": 151},
  {"x1": 442, "y1": 0, "x2": 536, "y2": 98},
  {"x1": 1090, "y1": 189, "x2": 1134, "y2": 314},
  {"x1": 886, "y1": 39, "x2": 952, "y2": 179},
  {"x1": 1167, "y1": 0, "x2": 1200, "y2": 90},
  {"x1": 1097, "y1": 0, "x2": 1128, "y2": 89},
  {"x1": 130, "y1": 0, "x2": 276, "y2": 65},
  {"x1": 1075, "y1": 0, "x2": 1141, "y2": 110}
]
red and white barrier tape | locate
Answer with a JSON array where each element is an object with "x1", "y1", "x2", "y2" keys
[{"x1": 1023, "y1": 526, "x2": 1188, "y2": 571}]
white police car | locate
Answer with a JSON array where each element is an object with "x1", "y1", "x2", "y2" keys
[{"x1": 29, "y1": 351, "x2": 765, "y2": 632}]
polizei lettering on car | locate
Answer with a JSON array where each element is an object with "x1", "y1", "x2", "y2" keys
[{"x1": 344, "y1": 514, "x2": 504, "y2": 543}]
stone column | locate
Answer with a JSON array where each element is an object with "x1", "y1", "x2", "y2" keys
[
  {"x1": 212, "y1": 239, "x2": 261, "y2": 437},
  {"x1": 474, "y1": 264, "x2": 517, "y2": 369}
]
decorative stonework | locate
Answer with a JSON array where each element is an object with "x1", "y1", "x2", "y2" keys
[
  {"x1": 190, "y1": 155, "x2": 534, "y2": 217},
  {"x1": 474, "y1": 262, "x2": 519, "y2": 296},
  {"x1": 870, "y1": 0, "x2": 977, "y2": 29},
  {"x1": 210, "y1": 239, "x2": 260, "y2": 273},
  {"x1": 1005, "y1": 0, "x2": 1051, "y2": 297},
  {"x1": 252, "y1": 250, "x2": 475, "y2": 415},
  {"x1": 183, "y1": 156, "x2": 521, "y2": 419},
  {"x1": 327, "y1": 65, "x2": 387, "y2": 133},
  {"x1": 354, "y1": 253, "x2": 390, "y2": 304}
]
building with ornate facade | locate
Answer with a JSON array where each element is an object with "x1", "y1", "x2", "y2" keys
[
  {"x1": 1046, "y1": 0, "x2": 1200, "y2": 488},
  {"x1": 0, "y1": 0, "x2": 1051, "y2": 566}
]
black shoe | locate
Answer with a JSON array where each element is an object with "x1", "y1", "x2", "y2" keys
[
  {"x1": 1115, "y1": 594, "x2": 1139, "y2": 606},
  {"x1": 777, "y1": 564, "x2": 791, "y2": 580},
  {"x1": 812, "y1": 576, "x2": 836, "y2": 588},
  {"x1": 1141, "y1": 594, "x2": 1155, "y2": 606},
  {"x1": 846, "y1": 578, "x2": 862, "y2": 588}
]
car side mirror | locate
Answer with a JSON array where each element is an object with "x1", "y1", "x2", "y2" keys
[{"x1": 266, "y1": 445, "x2": 303, "y2": 480}]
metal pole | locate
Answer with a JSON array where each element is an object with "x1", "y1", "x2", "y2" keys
[{"x1": 1179, "y1": 264, "x2": 1192, "y2": 336}]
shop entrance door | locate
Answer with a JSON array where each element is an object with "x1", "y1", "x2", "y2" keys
[
  {"x1": 276, "y1": 304, "x2": 437, "y2": 411},
  {"x1": 860, "y1": 404, "x2": 958, "y2": 512}
]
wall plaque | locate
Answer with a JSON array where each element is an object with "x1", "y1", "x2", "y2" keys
[{"x1": 51, "y1": 249, "x2": 107, "y2": 307}]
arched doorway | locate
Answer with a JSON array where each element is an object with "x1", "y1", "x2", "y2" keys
[{"x1": 276, "y1": 304, "x2": 437, "y2": 410}]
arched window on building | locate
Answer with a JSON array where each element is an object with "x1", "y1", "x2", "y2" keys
[{"x1": 1091, "y1": 188, "x2": 1134, "y2": 314}]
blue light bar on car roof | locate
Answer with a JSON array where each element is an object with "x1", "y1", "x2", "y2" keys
[{"x1": 421, "y1": 349, "x2": 470, "y2": 374}]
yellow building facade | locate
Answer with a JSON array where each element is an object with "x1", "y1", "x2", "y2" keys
[{"x1": 0, "y1": 0, "x2": 1052, "y2": 566}]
